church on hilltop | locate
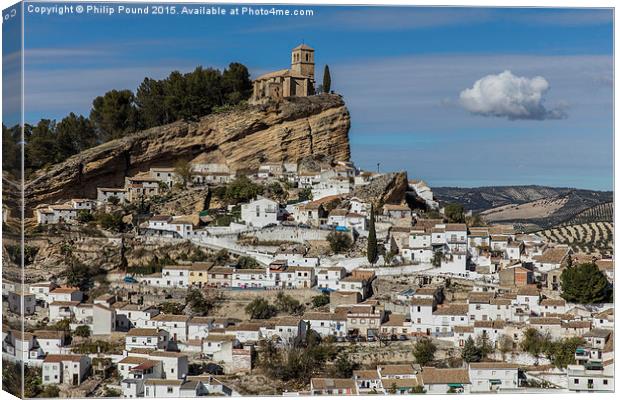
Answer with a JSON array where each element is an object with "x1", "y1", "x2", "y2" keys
[{"x1": 251, "y1": 44, "x2": 316, "y2": 102}]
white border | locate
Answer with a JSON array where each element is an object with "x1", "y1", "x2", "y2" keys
[{"x1": 0, "y1": 2, "x2": 616, "y2": 400}]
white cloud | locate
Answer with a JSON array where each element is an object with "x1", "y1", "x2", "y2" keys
[{"x1": 458, "y1": 70, "x2": 567, "y2": 120}]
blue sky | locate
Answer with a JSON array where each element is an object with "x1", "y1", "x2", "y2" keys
[{"x1": 3, "y1": 4, "x2": 614, "y2": 190}]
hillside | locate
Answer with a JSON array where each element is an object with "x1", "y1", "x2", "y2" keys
[
  {"x1": 434, "y1": 185, "x2": 612, "y2": 230},
  {"x1": 538, "y1": 222, "x2": 613, "y2": 257},
  {"x1": 24, "y1": 94, "x2": 351, "y2": 212}
]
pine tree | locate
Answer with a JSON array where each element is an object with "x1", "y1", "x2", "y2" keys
[
  {"x1": 367, "y1": 204, "x2": 378, "y2": 265},
  {"x1": 461, "y1": 337, "x2": 482, "y2": 364},
  {"x1": 560, "y1": 262, "x2": 611, "y2": 304},
  {"x1": 323, "y1": 65, "x2": 331, "y2": 93}
]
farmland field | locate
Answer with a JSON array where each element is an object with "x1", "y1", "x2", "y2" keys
[{"x1": 538, "y1": 222, "x2": 613, "y2": 257}]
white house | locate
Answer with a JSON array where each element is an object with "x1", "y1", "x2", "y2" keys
[
  {"x1": 149, "y1": 167, "x2": 180, "y2": 187},
  {"x1": 302, "y1": 312, "x2": 347, "y2": 338},
  {"x1": 240, "y1": 197, "x2": 285, "y2": 227},
  {"x1": 468, "y1": 363, "x2": 519, "y2": 393},
  {"x1": 567, "y1": 364, "x2": 614, "y2": 392},
  {"x1": 116, "y1": 304, "x2": 160, "y2": 331},
  {"x1": 48, "y1": 286, "x2": 83, "y2": 303},
  {"x1": 125, "y1": 328, "x2": 170, "y2": 351},
  {"x1": 317, "y1": 267, "x2": 346, "y2": 291},
  {"x1": 421, "y1": 367, "x2": 471, "y2": 394},
  {"x1": 148, "y1": 351, "x2": 189, "y2": 379},
  {"x1": 97, "y1": 187, "x2": 128, "y2": 204},
  {"x1": 149, "y1": 315, "x2": 190, "y2": 342},
  {"x1": 42, "y1": 354, "x2": 91, "y2": 386}
]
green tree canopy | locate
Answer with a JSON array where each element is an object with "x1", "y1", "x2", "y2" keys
[
  {"x1": 560, "y1": 262, "x2": 611, "y2": 304},
  {"x1": 461, "y1": 336, "x2": 482, "y2": 363},
  {"x1": 327, "y1": 232, "x2": 353, "y2": 254},
  {"x1": 90, "y1": 89, "x2": 140, "y2": 141},
  {"x1": 444, "y1": 203, "x2": 465, "y2": 223},
  {"x1": 413, "y1": 337, "x2": 437, "y2": 366},
  {"x1": 74, "y1": 325, "x2": 91, "y2": 338},
  {"x1": 245, "y1": 298, "x2": 278, "y2": 319}
]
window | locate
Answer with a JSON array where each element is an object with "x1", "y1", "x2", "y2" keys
[
  {"x1": 167, "y1": 387, "x2": 174, "y2": 394},
  {"x1": 574, "y1": 379, "x2": 579, "y2": 384},
  {"x1": 603, "y1": 380, "x2": 608, "y2": 385}
]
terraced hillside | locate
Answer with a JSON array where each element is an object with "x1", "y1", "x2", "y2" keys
[
  {"x1": 538, "y1": 222, "x2": 613, "y2": 257},
  {"x1": 564, "y1": 202, "x2": 613, "y2": 225},
  {"x1": 473, "y1": 191, "x2": 612, "y2": 230}
]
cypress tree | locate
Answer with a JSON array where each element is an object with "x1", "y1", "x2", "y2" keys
[
  {"x1": 367, "y1": 204, "x2": 378, "y2": 265},
  {"x1": 323, "y1": 65, "x2": 331, "y2": 93}
]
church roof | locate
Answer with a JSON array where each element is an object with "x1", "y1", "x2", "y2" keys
[
  {"x1": 293, "y1": 43, "x2": 314, "y2": 51},
  {"x1": 255, "y1": 68, "x2": 291, "y2": 81}
]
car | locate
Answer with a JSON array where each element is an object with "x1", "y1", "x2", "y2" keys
[
  {"x1": 336, "y1": 336, "x2": 346, "y2": 343},
  {"x1": 123, "y1": 276, "x2": 138, "y2": 283},
  {"x1": 390, "y1": 334, "x2": 398, "y2": 341},
  {"x1": 367, "y1": 336, "x2": 376, "y2": 342},
  {"x1": 398, "y1": 334, "x2": 408, "y2": 341}
]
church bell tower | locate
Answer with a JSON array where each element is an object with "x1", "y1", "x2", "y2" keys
[{"x1": 291, "y1": 43, "x2": 315, "y2": 78}]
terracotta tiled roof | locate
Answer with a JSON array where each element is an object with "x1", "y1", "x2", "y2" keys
[
  {"x1": 44, "y1": 354, "x2": 84, "y2": 363},
  {"x1": 421, "y1": 367, "x2": 470, "y2": 384}
]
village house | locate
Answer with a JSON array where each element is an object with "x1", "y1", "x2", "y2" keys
[
  {"x1": 115, "y1": 304, "x2": 161, "y2": 331},
  {"x1": 336, "y1": 302, "x2": 385, "y2": 338},
  {"x1": 421, "y1": 367, "x2": 471, "y2": 394},
  {"x1": 377, "y1": 364, "x2": 422, "y2": 394},
  {"x1": 41, "y1": 354, "x2": 91, "y2": 386},
  {"x1": 539, "y1": 298, "x2": 567, "y2": 316},
  {"x1": 257, "y1": 162, "x2": 284, "y2": 179},
  {"x1": 302, "y1": 312, "x2": 347, "y2": 338},
  {"x1": 310, "y1": 378, "x2": 359, "y2": 396},
  {"x1": 7, "y1": 291, "x2": 36, "y2": 315},
  {"x1": 337, "y1": 270, "x2": 375, "y2": 299},
  {"x1": 353, "y1": 369, "x2": 383, "y2": 394},
  {"x1": 402, "y1": 228, "x2": 433, "y2": 263},
  {"x1": 148, "y1": 351, "x2": 189, "y2": 379},
  {"x1": 379, "y1": 314, "x2": 410, "y2": 337},
  {"x1": 317, "y1": 267, "x2": 346, "y2": 291},
  {"x1": 97, "y1": 187, "x2": 128, "y2": 205},
  {"x1": 468, "y1": 362, "x2": 519, "y2": 392},
  {"x1": 592, "y1": 309, "x2": 613, "y2": 330},
  {"x1": 148, "y1": 314, "x2": 190, "y2": 342},
  {"x1": 28, "y1": 281, "x2": 57, "y2": 303},
  {"x1": 382, "y1": 204, "x2": 411, "y2": 219},
  {"x1": 499, "y1": 264, "x2": 534, "y2": 288},
  {"x1": 567, "y1": 364, "x2": 614, "y2": 392},
  {"x1": 48, "y1": 286, "x2": 83, "y2": 303},
  {"x1": 533, "y1": 246, "x2": 572, "y2": 272},
  {"x1": 126, "y1": 172, "x2": 161, "y2": 202},
  {"x1": 349, "y1": 197, "x2": 371, "y2": 216},
  {"x1": 149, "y1": 167, "x2": 180, "y2": 187},
  {"x1": 207, "y1": 267, "x2": 234, "y2": 288},
  {"x1": 125, "y1": 328, "x2": 170, "y2": 351},
  {"x1": 117, "y1": 356, "x2": 163, "y2": 381},
  {"x1": 240, "y1": 197, "x2": 286, "y2": 227}
]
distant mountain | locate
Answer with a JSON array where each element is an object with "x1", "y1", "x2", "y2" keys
[{"x1": 434, "y1": 185, "x2": 613, "y2": 230}]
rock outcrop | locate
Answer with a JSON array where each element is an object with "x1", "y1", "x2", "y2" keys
[
  {"x1": 350, "y1": 171, "x2": 409, "y2": 208},
  {"x1": 25, "y1": 94, "x2": 351, "y2": 211}
]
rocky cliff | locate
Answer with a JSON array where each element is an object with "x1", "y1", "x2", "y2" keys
[
  {"x1": 25, "y1": 94, "x2": 351, "y2": 210},
  {"x1": 350, "y1": 172, "x2": 410, "y2": 208}
]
